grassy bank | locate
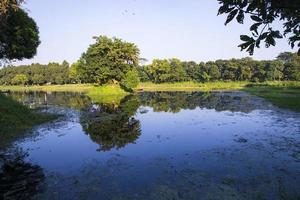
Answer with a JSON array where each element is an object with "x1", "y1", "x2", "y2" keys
[
  {"x1": 0, "y1": 84, "x2": 128, "y2": 105},
  {"x1": 0, "y1": 84, "x2": 94, "y2": 93},
  {"x1": 1, "y1": 81, "x2": 299, "y2": 93},
  {"x1": 87, "y1": 85, "x2": 128, "y2": 105},
  {"x1": 0, "y1": 93, "x2": 57, "y2": 147},
  {"x1": 137, "y1": 81, "x2": 249, "y2": 91},
  {"x1": 0, "y1": 81, "x2": 299, "y2": 109},
  {"x1": 243, "y1": 81, "x2": 300, "y2": 112}
]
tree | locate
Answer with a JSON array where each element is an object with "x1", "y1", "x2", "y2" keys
[
  {"x1": 77, "y1": 36, "x2": 140, "y2": 84},
  {"x1": 283, "y1": 61, "x2": 300, "y2": 80},
  {"x1": 277, "y1": 52, "x2": 297, "y2": 63},
  {"x1": 145, "y1": 59, "x2": 172, "y2": 83},
  {"x1": 208, "y1": 63, "x2": 221, "y2": 81},
  {"x1": 69, "y1": 62, "x2": 81, "y2": 83},
  {"x1": 183, "y1": 61, "x2": 202, "y2": 81},
  {"x1": 11, "y1": 74, "x2": 28, "y2": 85},
  {"x1": 278, "y1": 52, "x2": 300, "y2": 80},
  {"x1": 264, "y1": 60, "x2": 284, "y2": 81},
  {"x1": 32, "y1": 74, "x2": 45, "y2": 85},
  {"x1": 0, "y1": 0, "x2": 25, "y2": 15},
  {"x1": 120, "y1": 69, "x2": 140, "y2": 91},
  {"x1": 0, "y1": 2, "x2": 40, "y2": 62},
  {"x1": 169, "y1": 58, "x2": 188, "y2": 82},
  {"x1": 217, "y1": 0, "x2": 300, "y2": 55}
]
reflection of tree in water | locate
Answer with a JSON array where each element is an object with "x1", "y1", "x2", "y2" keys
[
  {"x1": 81, "y1": 96, "x2": 141, "y2": 151},
  {"x1": 7, "y1": 91, "x2": 92, "y2": 110},
  {"x1": 139, "y1": 92, "x2": 262, "y2": 113},
  {"x1": 0, "y1": 148, "x2": 45, "y2": 200}
]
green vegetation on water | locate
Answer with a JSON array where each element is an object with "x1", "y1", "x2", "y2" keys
[{"x1": 0, "y1": 93, "x2": 57, "y2": 147}]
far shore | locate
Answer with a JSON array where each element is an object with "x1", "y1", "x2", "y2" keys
[{"x1": 0, "y1": 81, "x2": 299, "y2": 94}]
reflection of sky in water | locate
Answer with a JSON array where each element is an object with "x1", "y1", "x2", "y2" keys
[
  {"x1": 19, "y1": 106, "x2": 299, "y2": 173},
  {"x1": 5, "y1": 92, "x2": 300, "y2": 199}
]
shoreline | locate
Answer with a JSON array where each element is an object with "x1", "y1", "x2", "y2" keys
[{"x1": 0, "y1": 81, "x2": 299, "y2": 93}]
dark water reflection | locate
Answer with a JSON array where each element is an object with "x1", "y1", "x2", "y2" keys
[{"x1": 2, "y1": 91, "x2": 300, "y2": 200}]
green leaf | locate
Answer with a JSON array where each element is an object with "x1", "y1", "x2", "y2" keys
[
  {"x1": 271, "y1": 30, "x2": 283, "y2": 39},
  {"x1": 236, "y1": 10, "x2": 244, "y2": 24},
  {"x1": 240, "y1": 35, "x2": 252, "y2": 42},
  {"x1": 250, "y1": 23, "x2": 262, "y2": 35},
  {"x1": 225, "y1": 9, "x2": 238, "y2": 25},
  {"x1": 251, "y1": 15, "x2": 263, "y2": 22},
  {"x1": 259, "y1": 32, "x2": 269, "y2": 40},
  {"x1": 255, "y1": 40, "x2": 261, "y2": 48},
  {"x1": 265, "y1": 35, "x2": 276, "y2": 47},
  {"x1": 246, "y1": 43, "x2": 255, "y2": 55}
]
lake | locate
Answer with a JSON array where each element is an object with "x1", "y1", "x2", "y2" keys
[{"x1": 1, "y1": 91, "x2": 300, "y2": 200}]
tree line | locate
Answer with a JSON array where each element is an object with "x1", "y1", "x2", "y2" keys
[
  {"x1": 0, "y1": 61, "x2": 70, "y2": 85},
  {"x1": 0, "y1": 36, "x2": 299, "y2": 89},
  {"x1": 138, "y1": 52, "x2": 300, "y2": 83}
]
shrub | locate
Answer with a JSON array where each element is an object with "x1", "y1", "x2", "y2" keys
[
  {"x1": 11, "y1": 74, "x2": 28, "y2": 85},
  {"x1": 120, "y1": 69, "x2": 140, "y2": 91}
]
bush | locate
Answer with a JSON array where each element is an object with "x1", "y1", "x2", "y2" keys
[
  {"x1": 11, "y1": 74, "x2": 28, "y2": 85},
  {"x1": 120, "y1": 69, "x2": 140, "y2": 91}
]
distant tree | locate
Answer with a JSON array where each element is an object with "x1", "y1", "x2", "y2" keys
[
  {"x1": 236, "y1": 65, "x2": 252, "y2": 81},
  {"x1": 283, "y1": 61, "x2": 300, "y2": 80},
  {"x1": 183, "y1": 61, "x2": 201, "y2": 81},
  {"x1": 136, "y1": 65, "x2": 150, "y2": 82},
  {"x1": 77, "y1": 36, "x2": 140, "y2": 84},
  {"x1": 169, "y1": 58, "x2": 189, "y2": 82},
  {"x1": 0, "y1": 52, "x2": 298, "y2": 85},
  {"x1": 278, "y1": 52, "x2": 300, "y2": 80},
  {"x1": 32, "y1": 74, "x2": 45, "y2": 85},
  {"x1": 11, "y1": 74, "x2": 28, "y2": 85},
  {"x1": 69, "y1": 62, "x2": 81, "y2": 83},
  {"x1": 277, "y1": 52, "x2": 297, "y2": 63},
  {"x1": 145, "y1": 59, "x2": 172, "y2": 83},
  {"x1": 217, "y1": 0, "x2": 300, "y2": 55},
  {"x1": 251, "y1": 61, "x2": 266, "y2": 82},
  {"x1": 145, "y1": 58, "x2": 189, "y2": 83},
  {"x1": 0, "y1": 2, "x2": 40, "y2": 63},
  {"x1": 264, "y1": 60, "x2": 284, "y2": 81},
  {"x1": 208, "y1": 63, "x2": 221, "y2": 81}
]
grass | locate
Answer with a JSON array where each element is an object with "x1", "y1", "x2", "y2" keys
[
  {"x1": 0, "y1": 84, "x2": 128, "y2": 105},
  {"x1": 243, "y1": 81, "x2": 300, "y2": 112},
  {"x1": 0, "y1": 81, "x2": 299, "y2": 110},
  {"x1": 137, "y1": 81, "x2": 249, "y2": 91},
  {"x1": 0, "y1": 84, "x2": 94, "y2": 93},
  {"x1": 0, "y1": 93, "x2": 57, "y2": 148},
  {"x1": 87, "y1": 85, "x2": 128, "y2": 105},
  {"x1": 1, "y1": 81, "x2": 298, "y2": 93},
  {"x1": 138, "y1": 81, "x2": 300, "y2": 112}
]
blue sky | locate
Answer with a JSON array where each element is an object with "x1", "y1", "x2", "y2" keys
[{"x1": 17, "y1": 0, "x2": 293, "y2": 65}]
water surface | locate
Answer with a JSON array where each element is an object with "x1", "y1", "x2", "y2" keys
[{"x1": 1, "y1": 91, "x2": 300, "y2": 200}]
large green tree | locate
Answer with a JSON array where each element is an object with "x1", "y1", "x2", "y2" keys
[
  {"x1": 0, "y1": 0, "x2": 24, "y2": 15},
  {"x1": 77, "y1": 36, "x2": 140, "y2": 84},
  {"x1": 0, "y1": 0, "x2": 40, "y2": 63},
  {"x1": 218, "y1": 0, "x2": 300, "y2": 55}
]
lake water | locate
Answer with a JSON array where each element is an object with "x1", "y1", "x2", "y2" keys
[{"x1": 1, "y1": 91, "x2": 300, "y2": 200}]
